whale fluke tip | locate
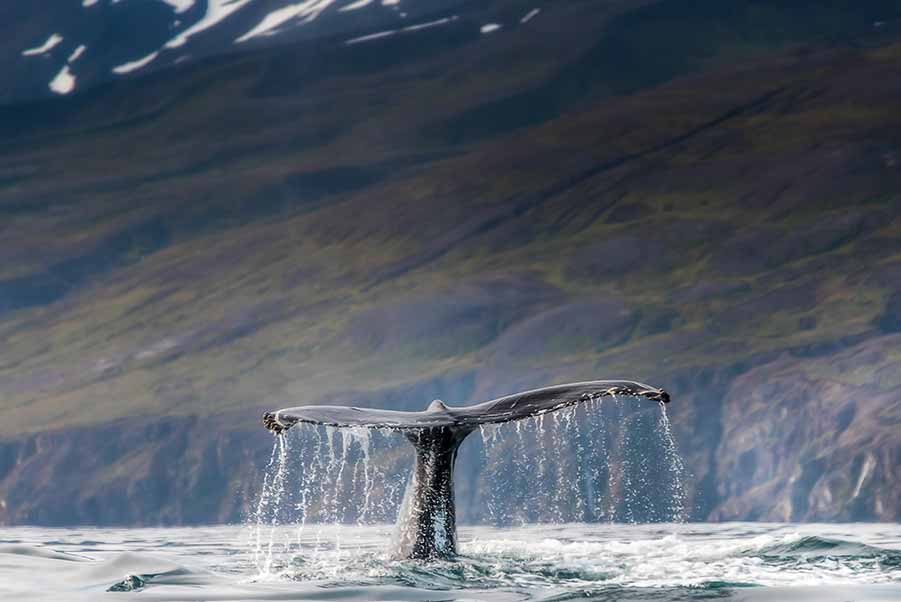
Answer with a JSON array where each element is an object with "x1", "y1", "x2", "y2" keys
[{"x1": 262, "y1": 411, "x2": 288, "y2": 435}]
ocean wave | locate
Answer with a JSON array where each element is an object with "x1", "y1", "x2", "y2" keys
[
  {"x1": 2, "y1": 525, "x2": 900, "y2": 600},
  {"x1": 748, "y1": 535, "x2": 901, "y2": 560},
  {"x1": 242, "y1": 529, "x2": 900, "y2": 591}
]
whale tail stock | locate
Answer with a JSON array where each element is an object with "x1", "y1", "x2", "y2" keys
[{"x1": 260, "y1": 380, "x2": 670, "y2": 560}]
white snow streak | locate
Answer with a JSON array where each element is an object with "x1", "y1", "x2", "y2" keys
[
  {"x1": 67, "y1": 45, "x2": 87, "y2": 63},
  {"x1": 160, "y1": 0, "x2": 196, "y2": 13},
  {"x1": 112, "y1": 51, "x2": 159, "y2": 74},
  {"x1": 339, "y1": 0, "x2": 372, "y2": 11},
  {"x1": 103, "y1": 0, "x2": 252, "y2": 75},
  {"x1": 480, "y1": 23, "x2": 501, "y2": 34},
  {"x1": 22, "y1": 33, "x2": 63, "y2": 57},
  {"x1": 402, "y1": 16, "x2": 457, "y2": 32},
  {"x1": 235, "y1": 0, "x2": 336, "y2": 43},
  {"x1": 105, "y1": 0, "x2": 194, "y2": 10},
  {"x1": 345, "y1": 29, "x2": 397, "y2": 44},
  {"x1": 520, "y1": 8, "x2": 540, "y2": 23},
  {"x1": 165, "y1": 0, "x2": 253, "y2": 49},
  {"x1": 82, "y1": 0, "x2": 99, "y2": 6},
  {"x1": 345, "y1": 14, "x2": 457, "y2": 44}
]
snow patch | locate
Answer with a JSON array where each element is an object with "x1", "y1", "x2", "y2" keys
[
  {"x1": 22, "y1": 33, "x2": 64, "y2": 57},
  {"x1": 402, "y1": 16, "x2": 457, "y2": 32},
  {"x1": 49, "y1": 65, "x2": 76, "y2": 95},
  {"x1": 345, "y1": 29, "x2": 396, "y2": 44},
  {"x1": 67, "y1": 45, "x2": 87, "y2": 63},
  {"x1": 112, "y1": 51, "x2": 159, "y2": 74},
  {"x1": 480, "y1": 23, "x2": 501, "y2": 34},
  {"x1": 382, "y1": 0, "x2": 399, "y2": 5},
  {"x1": 339, "y1": 0, "x2": 372, "y2": 11},
  {"x1": 160, "y1": 0, "x2": 196, "y2": 13},
  {"x1": 520, "y1": 8, "x2": 540, "y2": 23},
  {"x1": 345, "y1": 14, "x2": 458, "y2": 44},
  {"x1": 236, "y1": 0, "x2": 337, "y2": 43},
  {"x1": 82, "y1": 0, "x2": 99, "y2": 6},
  {"x1": 165, "y1": 0, "x2": 253, "y2": 49}
]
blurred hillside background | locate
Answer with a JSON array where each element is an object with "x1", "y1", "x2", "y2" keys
[{"x1": 0, "y1": 0, "x2": 899, "y2": 526}]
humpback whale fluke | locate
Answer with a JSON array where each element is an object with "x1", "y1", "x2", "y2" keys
[{"x1": 261, "y1": 380, "x2": 670, "y2": 560}]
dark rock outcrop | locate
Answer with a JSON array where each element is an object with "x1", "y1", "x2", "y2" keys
[{"x1": 0, "y1": 413, "x2": 273, "y2": 526}]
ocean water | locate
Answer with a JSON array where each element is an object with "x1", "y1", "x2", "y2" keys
[
  {"x1": 1, "y1": 523, "x2": 899, "y2": 601},
  {"x1": 4, "y1": 403, "x2": 897, "y2": 600}
]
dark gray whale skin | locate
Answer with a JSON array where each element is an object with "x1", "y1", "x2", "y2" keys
[{"x1": 262, "y1": 380, "x2": 670, "y2": 560}]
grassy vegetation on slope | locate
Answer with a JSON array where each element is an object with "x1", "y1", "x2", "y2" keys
[{"x1": 0, "y1": 0, "x2": 900, "y2": 522}]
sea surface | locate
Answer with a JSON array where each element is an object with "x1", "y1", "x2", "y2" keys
[{"x1": 1, "y1": 523, "x2": 899, "y2": 601}]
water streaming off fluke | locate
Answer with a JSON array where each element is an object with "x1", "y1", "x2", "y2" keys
[{"x1": 249, "y1": 395, "x2": 687, "y2": 576}]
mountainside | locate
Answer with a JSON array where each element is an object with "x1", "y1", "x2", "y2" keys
[
  {"x1": 1, "y1": 0, "x2": 505, "y2": 101},
  {"x1": 1, "y1": 0, "x2": 900, "y2": 525}
]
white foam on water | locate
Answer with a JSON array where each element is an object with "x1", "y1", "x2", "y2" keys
[
  {"x1": 2, "y1": 524, "x2": 900, "y2": 600},
  {"x1": 462, "y1": 525, "x2": 901, "y2": 589}
]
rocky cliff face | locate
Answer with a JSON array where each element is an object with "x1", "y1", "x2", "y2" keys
[
  {"x1": 0, "y1": 413, "x2": 273, "y2": 525},
  {"x1": 709, "y1": 334, "x2": 901, "y2": 522},
  {"x1": 2, "y1": 329, "x2": 899, "y2": 526},
  {"x1": 1, "y1": 0, "x2": 900, "y2": 525}
]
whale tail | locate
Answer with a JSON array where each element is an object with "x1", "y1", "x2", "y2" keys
[
  {"x1": 261, "y1": 380, "x2": 670, "y2": 560},
  {"x1": 262, "y1": 380, "x2": 668, "y2": 435}
]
